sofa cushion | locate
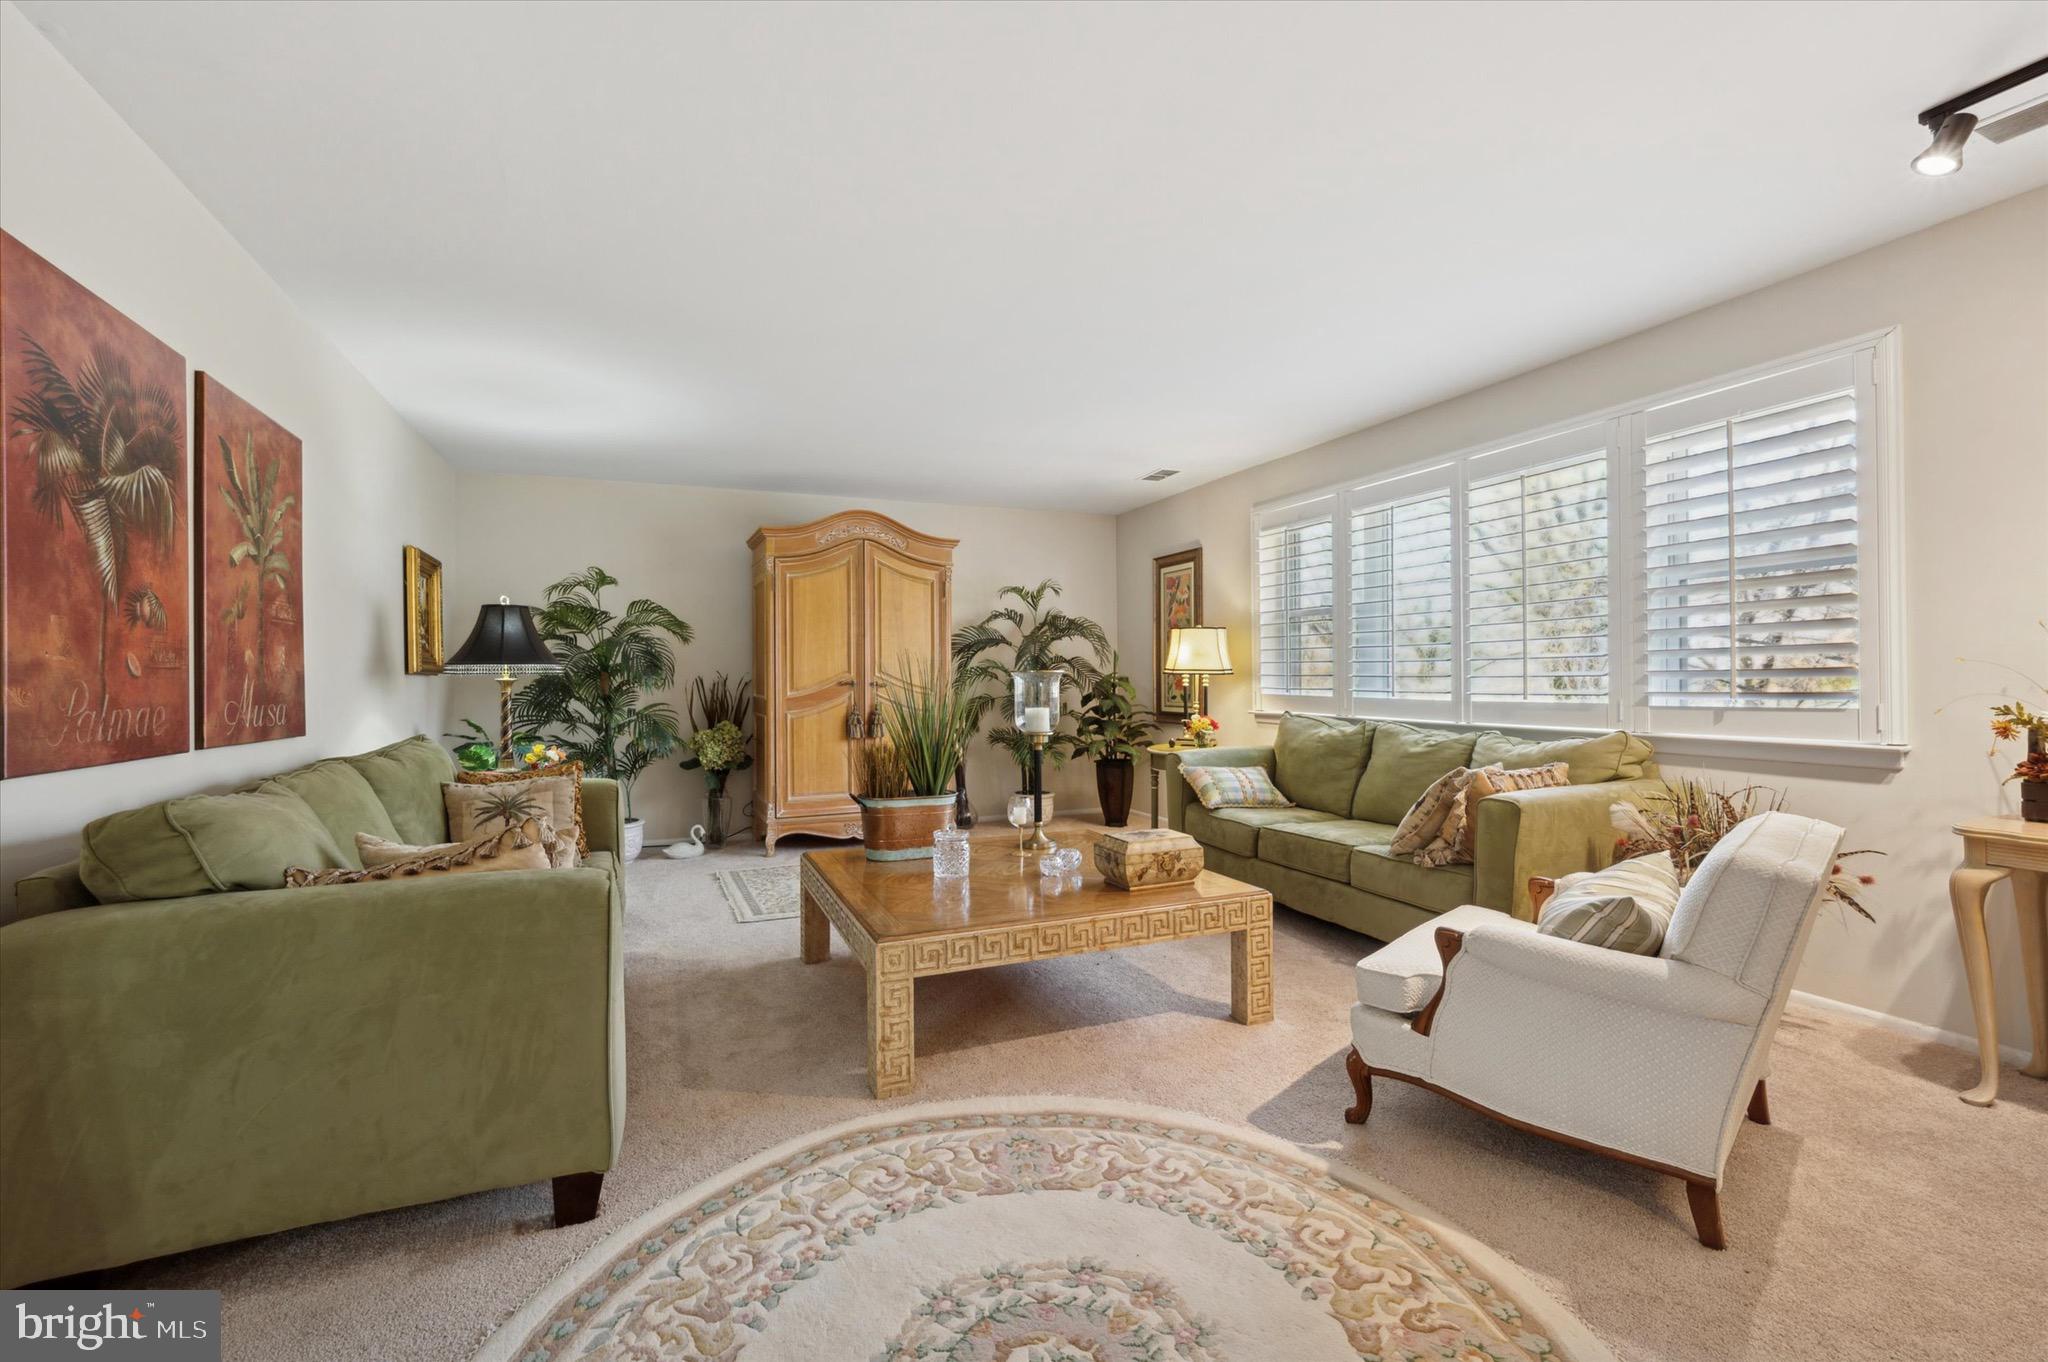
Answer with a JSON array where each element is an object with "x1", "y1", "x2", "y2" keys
[
  {"x1": 259, "y1": 760, "x2": 399, "y2": 867},
  {"x1": 1273, "y1": 714, "x2": 1376, "y2": 816},
  {"x1": 343, "y1": 735, "x2": 457, "y2": 845},
  {"x1": 79, "y1": 789, "x2": 350, "y2": 903},
  {"x1": 1350, "y1": 723, "x2": 1479, "y2": 824},
  {"x1": 1260, "y1": 819, "x2": 1395, "y2": 882},
  {"x1": 1184, "y1": 805, "x2": 1340, "y2": 859},
  {"x1": 1355, "y1": 903, "x2": 1521, "y2": 1012},
  {"x1": 1349, "y1": 840, "x2": 1476, "y2": 914},
  {"x1": 1470, "y1": 729, "x2": 1654, "y2": 785}
]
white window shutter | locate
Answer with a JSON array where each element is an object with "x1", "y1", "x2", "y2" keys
[
  {"x1": 1643, "y1": 359, "x2": 1860, "y2": 714},
  {"x1": 1256, "y1": 501, "x2": 1337, "y2": 704},
  {"x1": 1350, "y1": 490, "x2": 1455, "y2": 701},
  {"x1": 1465, "y1": 450, "x2": 1610, "y2": 706}
]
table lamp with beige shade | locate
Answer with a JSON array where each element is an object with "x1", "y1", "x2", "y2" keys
[{"x1": 1164, "y1": 625, "x2": 1232, "y2": 720}]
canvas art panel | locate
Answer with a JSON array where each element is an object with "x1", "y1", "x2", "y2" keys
[
  {"x1": 404, "y1": 545, "x2": 444, "y2": 674},
  {"x1": 1153, "y1": 547, "x2": 1202, "y2": 718},
  {"x1": 1, "y1": 231, "x2": 190, "y2": 777},
  {"x1": 195, "y1": 373, "x2": 305, "y2": 747}
]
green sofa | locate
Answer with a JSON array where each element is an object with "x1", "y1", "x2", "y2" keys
[
  {"x1": 0, "y1": 735, "x2": 626, "y2": 1288},
  {"x1": 1164, "y1": 715, "x2": 1663, "y2": 943}
]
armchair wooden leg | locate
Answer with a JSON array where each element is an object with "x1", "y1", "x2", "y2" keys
[
  {"x1": 1684, "y1": 1179, "x2": 1726, "y2": 1250},
  {"x1": 553, "y1": 1172, "x2": 604, "y2": 1227},
  {"x1": 1344, "y1": 1047, "x2": 1374, "y2": 1125},
  {"x1": 1746, "y1": 1078, "x2": 1771, "y2": 1125}
]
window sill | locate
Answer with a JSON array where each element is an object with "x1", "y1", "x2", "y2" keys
[{"x1": 1248, "y1": 710, "x2": 1909, "y2": 772}]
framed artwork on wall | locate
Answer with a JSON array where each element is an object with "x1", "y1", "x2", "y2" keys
[
  {"x1": 1152, "y1": 546, "x2": 1203, "y2": 718},
  {"x1": 195, "y1": 374, "x2": 304, "y2": 748},
  {"x1": 1, "y1": 231, "x2": 190, "y2": 778},
  {"x1": 404, "y1": 545, "x2": 444, "y2": 674}
]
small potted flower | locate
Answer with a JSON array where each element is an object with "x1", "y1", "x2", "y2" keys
[
  {"x1": 1182, "y1": 714, "x2": 1219, "y2": 749},
  {"x1": 519, "y1": 740, "x2": 567, "y2": 769}
]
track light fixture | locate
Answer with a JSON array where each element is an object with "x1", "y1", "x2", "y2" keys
[
  {"x1": 1911, "y1": 55, "x2": 2048, "y2": 177},
  {"x1": 1911, "y1": 111, "x2": 1978, "y2": 176}
]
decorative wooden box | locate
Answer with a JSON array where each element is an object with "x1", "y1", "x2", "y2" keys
[{"x1": 1094, "y1": 828, "x2": 1205, "y2": 890}]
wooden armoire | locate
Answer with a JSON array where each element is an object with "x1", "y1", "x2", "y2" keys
[{"x1": 748, "y1": 511, "x2": 957, "y2": 854}]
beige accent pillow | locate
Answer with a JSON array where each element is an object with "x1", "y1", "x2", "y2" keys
[
  {"x1": 359, "y1": 822, "x2": 579, "y2": 871},
  {"x1": 1389, "y1": 765, "x2": 1487, "y2": 868},
  {"x1": 285, "y1": 818, "x2": 555, "y2": 887},
  {"x1": 446, "y1": 764, "x2": 585, "y2": 855},
  {"x1": 1459, "y1": 761, "x2": 1570, "y2": 859}
]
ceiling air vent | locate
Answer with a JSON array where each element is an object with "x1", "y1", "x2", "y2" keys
[{"x1": 1141, "y1": 468, "x2": 1181, "y2": 482}]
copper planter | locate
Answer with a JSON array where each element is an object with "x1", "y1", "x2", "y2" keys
[{"x1": 859, "y1": 794, "x2": 956, "y2": 860}]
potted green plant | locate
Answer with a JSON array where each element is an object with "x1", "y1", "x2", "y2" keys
[
  {"x1": 679, "y1": 672, "x2": 753, "y2": 848},
  {"x1": 1073, "y1": 657, "x2": 1155, "y2": 827},
  {"x1": 856, "y1": 654, "x2": 972, "y2": 860},
  {"x1": 952, "y1": 580, "x2": 1113, "y2": 819},
  {"x1": 444, "y1": 718, "x2": 549, "y2": 773},
  {"x1": 510, "y1": 566, "x2": 693, "y2": 860}
]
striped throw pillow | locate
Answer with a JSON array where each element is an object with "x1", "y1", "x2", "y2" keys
[
  {"x1": 1537, "y1": 852, "x2": 1681, "y2": 955},
  {"x1": 1182, "y1": 766, "x2": 1293, "y2": 810}
]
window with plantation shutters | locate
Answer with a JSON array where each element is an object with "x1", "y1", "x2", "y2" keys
[
  {"x1": 1466, "y1": 443, "x2": 1609, "y2": 710},
  {"x1": 1350, "y1": 487, "x2": 1454, "y2": 705},
  {"x1": 1640, "y1": 352, "x2": 1871, "y2": 735},
  {"x1": 1247, "y1": 332, "x2": 1898, "y2": 752},
  {"x1": 1256, "y1": 500, "x2": 1336, "y2": 706}
]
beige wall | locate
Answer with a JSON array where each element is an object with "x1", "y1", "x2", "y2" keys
[
  {"x1": 1116, "y1": 188, "x2": 2048, "y2": 1041},
  {"x1": 442, "y1": 478, "x2": 1118, "y2": 847},
  {"x1": 0, "y1": 5, "x2": 458, "y2": 899}
]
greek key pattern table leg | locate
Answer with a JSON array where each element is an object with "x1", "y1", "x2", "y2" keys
[
  {"x1": 1231, "y1": 898, "x2": 1274, "y2": 1024},
  {"x1": 868, "y1": 941, "x2": 916, "y2": 1098}
]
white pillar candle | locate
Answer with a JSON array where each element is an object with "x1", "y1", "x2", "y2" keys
[{"x1": 1022, "y1": 705, "x2": 1054, "y2": 735}]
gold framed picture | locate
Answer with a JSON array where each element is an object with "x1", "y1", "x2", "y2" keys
[
  {"x1": 1153, "y1": 547, "x2": 1202, "y2": 718},
  {"x1": 403, "y1": 546, "x2": 444, "y2": 674}
]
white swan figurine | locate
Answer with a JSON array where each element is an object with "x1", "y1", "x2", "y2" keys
[{"x1": 663, "y1": 825, "x2": 709, "y2": 859}]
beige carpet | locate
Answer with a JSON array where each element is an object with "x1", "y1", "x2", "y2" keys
[{"x1": 91, "y1": 843, "x2": 2047, "y2": 1362}]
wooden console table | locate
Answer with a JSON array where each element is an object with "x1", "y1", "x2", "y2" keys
[{"x1": 1948, "y1": 816, "x2": 2048, "y2": 1106}]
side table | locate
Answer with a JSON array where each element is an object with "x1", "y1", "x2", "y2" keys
[
  {"x1": 1147, "y1": 743, "x2": 1198, "y2": 828},
  {"x1": 1948, "y1": 816, "x2": 2048, "y2": 1105}
]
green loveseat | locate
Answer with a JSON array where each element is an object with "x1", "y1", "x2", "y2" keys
[
  {"x1": 0, "y1": 735, "x2": 626, "y2": 1288},
  {"x1": 1164, "y1": 715, "x2": 1662, "y2": 943}
]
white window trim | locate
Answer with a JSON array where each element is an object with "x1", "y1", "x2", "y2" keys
[{"x1": 1248, "y1": 328, "x2": 1909, "y2": 768}]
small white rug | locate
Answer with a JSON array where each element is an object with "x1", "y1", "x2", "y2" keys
[
  {"x1": 714, "y1": 865, "x2": 801, "y2": 923},
  {"x1": 475, "y1": 1098, "x2": 1611, "y2": 1362}
]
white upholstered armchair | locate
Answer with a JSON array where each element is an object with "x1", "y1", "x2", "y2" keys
[{"x1": 1345, "y1": 811, "x2": 1845, "y2": 1248}]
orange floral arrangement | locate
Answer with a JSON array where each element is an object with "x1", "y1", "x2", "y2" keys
[{"x1": 1182, "y1": 714, "x2": 1219, "y2": 747}]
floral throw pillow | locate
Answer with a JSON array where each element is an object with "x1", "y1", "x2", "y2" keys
[
  {"x1": 1182, "y1": 766, "x2": 1293, "y2": 811},
  {"x1": 1390, "y1": 766, "x2": 1488, "y2": 867}
]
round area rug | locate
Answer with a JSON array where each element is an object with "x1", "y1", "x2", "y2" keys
[{"x1": 476, "y1": 1099, "x2": 1611, "y2": 1362}]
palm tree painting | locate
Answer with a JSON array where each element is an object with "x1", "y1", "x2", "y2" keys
[
  {"x1": 195, "y1": 373, "x2": 304, "y2": 748},
  {"x1": 2, "y1": 232, "x2": 190, "y2": 777}
]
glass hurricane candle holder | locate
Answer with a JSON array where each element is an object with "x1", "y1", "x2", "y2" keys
[{"x1": 1012, "y1": 669, "x2": 1062, "y2": 736}]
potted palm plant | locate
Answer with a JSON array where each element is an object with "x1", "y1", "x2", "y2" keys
[
  {"x1": 509, "y1": 566, "x2": 693, "y2": 859},
  {"x1": 1073, "y1": 657, "x2": 1156, "y2": 827},
  {"x1": 952, "y1": 580, "x2": 1113, "y2": 819},
  {"x1": 679, "y1": 672, "x2": 752, "y2": 847},
  {"x1": 855, "y1": 654, "x2": 972, "y2": 860}
]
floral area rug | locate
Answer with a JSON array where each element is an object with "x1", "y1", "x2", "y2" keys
[
  {"x1": 713, "y1": 865, "x2": 801, "y2": 923},
  {"x1": 475, "y1": 1099, "x2": 1610, "y2": 1362}
]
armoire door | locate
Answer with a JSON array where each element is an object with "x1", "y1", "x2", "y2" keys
[
  {"x1": 774, "y1": 542, "x2": 863, "y2": 819},
  {"x1": 863, "y1": 542, "x2": 949, "y2": 719}
]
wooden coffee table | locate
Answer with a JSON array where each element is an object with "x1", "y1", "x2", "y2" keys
[{"x1": 799, "y1": 827, "x2": 1274, "y2": 1097}]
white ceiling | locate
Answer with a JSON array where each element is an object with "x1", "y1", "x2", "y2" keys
[{"x1": 18, "y1": 1, "x2": 2048, "y2": 513}]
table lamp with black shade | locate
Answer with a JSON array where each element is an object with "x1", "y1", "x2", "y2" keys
[{"x1": 442, "y1": 595, "x2": 563, "y2": 768}]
